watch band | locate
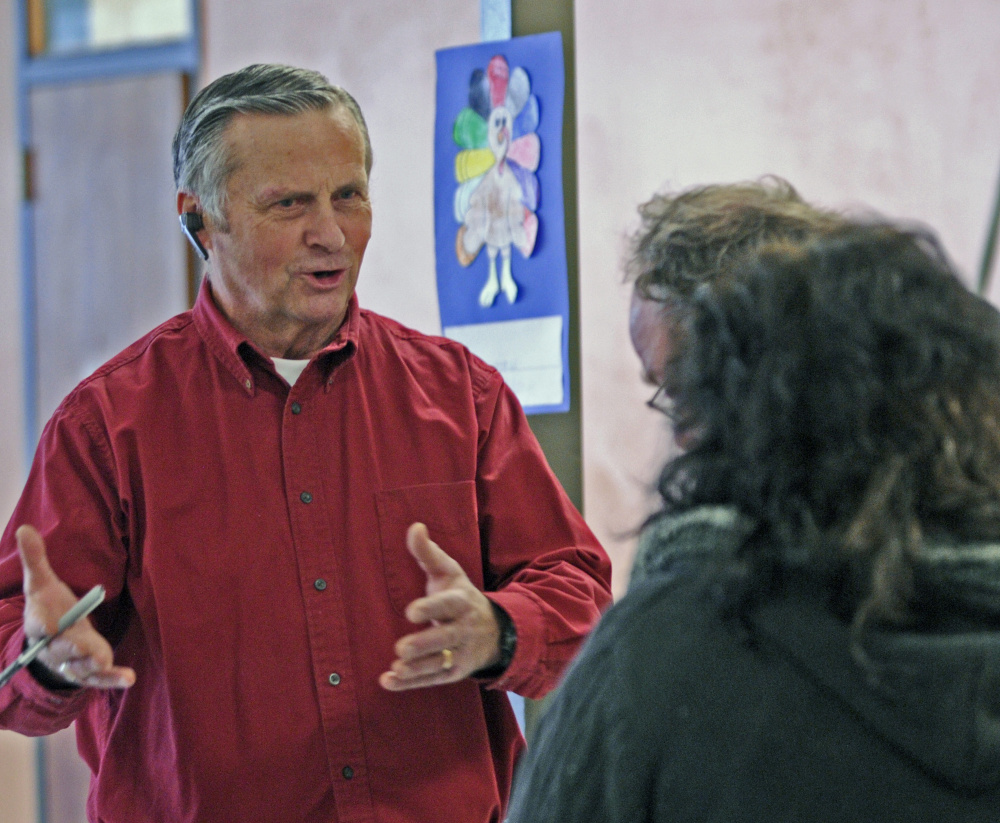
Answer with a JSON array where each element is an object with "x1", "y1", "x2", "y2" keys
[{"x1": 471, "y1": 601, "x2": 517, "y2": 679}]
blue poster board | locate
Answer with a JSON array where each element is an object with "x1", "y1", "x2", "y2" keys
[{"x1": 433, "y1": 31, "x2": 569, "y2": 414}]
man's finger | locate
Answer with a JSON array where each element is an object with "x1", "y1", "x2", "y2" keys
[
  {"x1": 379, "y1": 669, "x2": 455, "y2": 692},
  {"x1": 16, "y1": 524, "x2": 57, "y2": 595},
  {"x1": 379, "y1": 647, "x2": 466, "y2": 691},
  {"x1": 394, "y1": 620, "x2": 461, "y2": 660},
  {"x1": 42, "y1": 635, "x2": 137, "y2": 691},
  {"x1": 404, "y1": 589, "x2": 471, "y2": 626},
  {"x1": 57, "y1": 658, "x2": 136, "y2": 690},
  {"x1": 406, "y1": 523, "x2": 464, "y2": 584}
]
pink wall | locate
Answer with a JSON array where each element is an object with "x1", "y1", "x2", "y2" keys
[{"x1": 575, "y1": 0, "x2": 1000, "y2": 596}]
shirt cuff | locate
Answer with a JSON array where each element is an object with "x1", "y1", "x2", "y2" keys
[
  {"x1": 3, "y1": 626, "x2": 93, "y2": 720},
  {"x1": 477, "y1": 589, "x2": 546, "y2": 693},
  {"x1": 470, "y1": 600, "x2": 517, "y2": 680}
]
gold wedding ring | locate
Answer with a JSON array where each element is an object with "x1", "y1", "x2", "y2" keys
[{"x1": 441, "y1": 648, "x2": 454, "y2": 671}]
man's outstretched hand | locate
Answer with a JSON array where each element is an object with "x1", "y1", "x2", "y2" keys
[
  {"x1": 17, "y1": 525, "x2": 134, "y2": 690},
  {"x1": 379, "y1": 523, "x2": 501, "y2": 691}
]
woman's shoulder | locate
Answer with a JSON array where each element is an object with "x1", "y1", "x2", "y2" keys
[
  {"x1": 583, "y1": 556, "x2": 739, "y2": 685},
  {"x1": 629, "y1": 505, "x2": 755, "y2": 588}
]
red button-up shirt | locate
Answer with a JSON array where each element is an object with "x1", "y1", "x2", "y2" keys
[{"x1": 0, "y1": 281, "x2": 612, "y2": 823}]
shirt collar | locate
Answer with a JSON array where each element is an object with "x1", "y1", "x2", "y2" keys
[{"x1": 192, "y1": 276, "x2": 360, "y2": 393}]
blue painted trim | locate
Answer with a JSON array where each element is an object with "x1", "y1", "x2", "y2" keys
[
  {"x1": 480, "y1": 0, "x2": 511, "y2": 42},
  {"x1": 486, "y1": 3, "x2": 520, "y2": 719},
  {"x1": 16, "y1": 0, "x2": 201, "y2": 457},
  {"x1": 12, "y1": 2, "x2": 47, "y2": 812},
  {"x1": 22, "y1": 39, "x2": 199, "y2": 87},
  {"x1": 19, "y1": 199, "x2": 38, "y2": 469},
  {"x1": 15, "y1": 1, "x2": 201, "y2": 817},
  {"x1": 188, "y1": 0, "x2": 202, "y2": 82},
  {"x1": 15, "y1": 0, "x2": 37, "y2": 475},
  {"x1": 35, "y1": 737, "x2": 47, "y2": 823},
  {"x1": 508, "y1": 692, "x2": 526, "y2": 733}
]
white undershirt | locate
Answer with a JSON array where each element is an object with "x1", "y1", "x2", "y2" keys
[{"x1": 272, "y1": 357, "x2": 310, "y2": 386}]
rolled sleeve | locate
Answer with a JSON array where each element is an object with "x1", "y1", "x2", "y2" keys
[{"x1": 472, "y1": 367, "x2": 612, "y2": 698}]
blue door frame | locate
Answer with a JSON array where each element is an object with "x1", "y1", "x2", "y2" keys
[
  {"x1": 13, "y1": 6, "x2": 200, "y2": 820},
  {"x1": 15, "y1": 0, "x2": 201, "y2": 463}
]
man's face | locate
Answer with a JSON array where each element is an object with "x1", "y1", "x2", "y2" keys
[{"x1": 204, "y1": 106, "x2": 372, "y2": 359}]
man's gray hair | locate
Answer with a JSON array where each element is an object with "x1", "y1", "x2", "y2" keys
[{"x1": 172, "y1": 63, "x2": 372, "y2": 229}]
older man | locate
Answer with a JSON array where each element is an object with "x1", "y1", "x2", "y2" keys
[{"x1": 0, "y1": 64, "x2": 611, "y2": 823}]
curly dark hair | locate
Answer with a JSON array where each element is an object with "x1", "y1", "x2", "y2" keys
[
  {"x1": 655, "y1": 222, "x2": 1000, "y2": 629},
  {"x1": 626, "y1": 176, "x2": 845, "y2": 303}
]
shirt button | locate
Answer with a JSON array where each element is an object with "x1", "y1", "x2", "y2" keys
[
  {"x1": 291, "y1": 402, "x2": 302, "y2": 414},
  {"x1": 244, "y1": 379, "x2": 252, "y2": 390},
  {"x1": 342, "y1": 766, "x2": 354, "y2": 780},
  {"x1": 314, "y1": 578, "x2": 327, "y2": 591},
  {"x1": 328, "y1": 672, "x2": 341, "y2": 686},
  {"x1": 300, "y1": 491, "x2": 313, "y2": 504}
]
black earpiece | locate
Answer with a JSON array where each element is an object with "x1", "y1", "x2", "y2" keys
[{"x1": 179, "y1": 212, "x2": 209, "y2": 261}]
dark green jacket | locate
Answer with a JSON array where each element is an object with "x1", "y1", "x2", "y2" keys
[{"x1": 507, "y1": 507, "x2": 1000, "y2": 822}]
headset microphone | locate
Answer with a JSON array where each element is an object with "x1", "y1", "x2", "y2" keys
[{"x1": 179, "y1": 212, "x2": 209, "y2": 261}]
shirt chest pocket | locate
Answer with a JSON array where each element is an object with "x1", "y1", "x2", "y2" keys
[{"x1": 375, "y1": 481, "x2": 482, "y2": 616}]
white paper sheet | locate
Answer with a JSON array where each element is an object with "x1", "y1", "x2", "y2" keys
[{"x1": 444, "y1": 315, "x2": 564, "y2": 408}]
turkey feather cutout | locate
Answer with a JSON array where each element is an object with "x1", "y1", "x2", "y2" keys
[{"x1": 453, "y1": 54, "x2": 541, "y2": 307}]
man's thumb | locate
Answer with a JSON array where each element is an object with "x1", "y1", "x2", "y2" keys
[
  {"x1": 16, "y1": 524, "x2": 57, "y2": 594},
  {"x1": 406, "y1": 522, "x2": 460, "y2": 580}
]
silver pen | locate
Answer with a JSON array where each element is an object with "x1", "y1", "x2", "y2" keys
[{"x1": 0, "y1": 585, "x2": 106, "y2": 689}]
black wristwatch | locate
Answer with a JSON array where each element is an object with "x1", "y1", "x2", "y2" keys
[{"x1": 471, "y1": 601, "x2": 517, "y2": 679}]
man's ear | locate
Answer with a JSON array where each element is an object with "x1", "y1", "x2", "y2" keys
[{"x1": 176, "y1": 190, "x2": 202, "y2": 219}]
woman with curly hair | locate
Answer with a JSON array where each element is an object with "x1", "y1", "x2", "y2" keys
[
  {"x1": 624, "y1": 176, "x2": 847, "y2": 581},
  {"x1": 507, "y1": 222, "x2": 1000, "y2": 822}
]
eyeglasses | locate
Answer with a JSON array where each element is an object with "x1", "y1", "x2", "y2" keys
[{"x1": 646, "y1": 384, "x2": 673, "y2": 416}]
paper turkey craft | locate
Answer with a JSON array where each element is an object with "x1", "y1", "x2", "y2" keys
[{"x1": 453, "y1": 55, "x2": 541, "y2": 307}]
